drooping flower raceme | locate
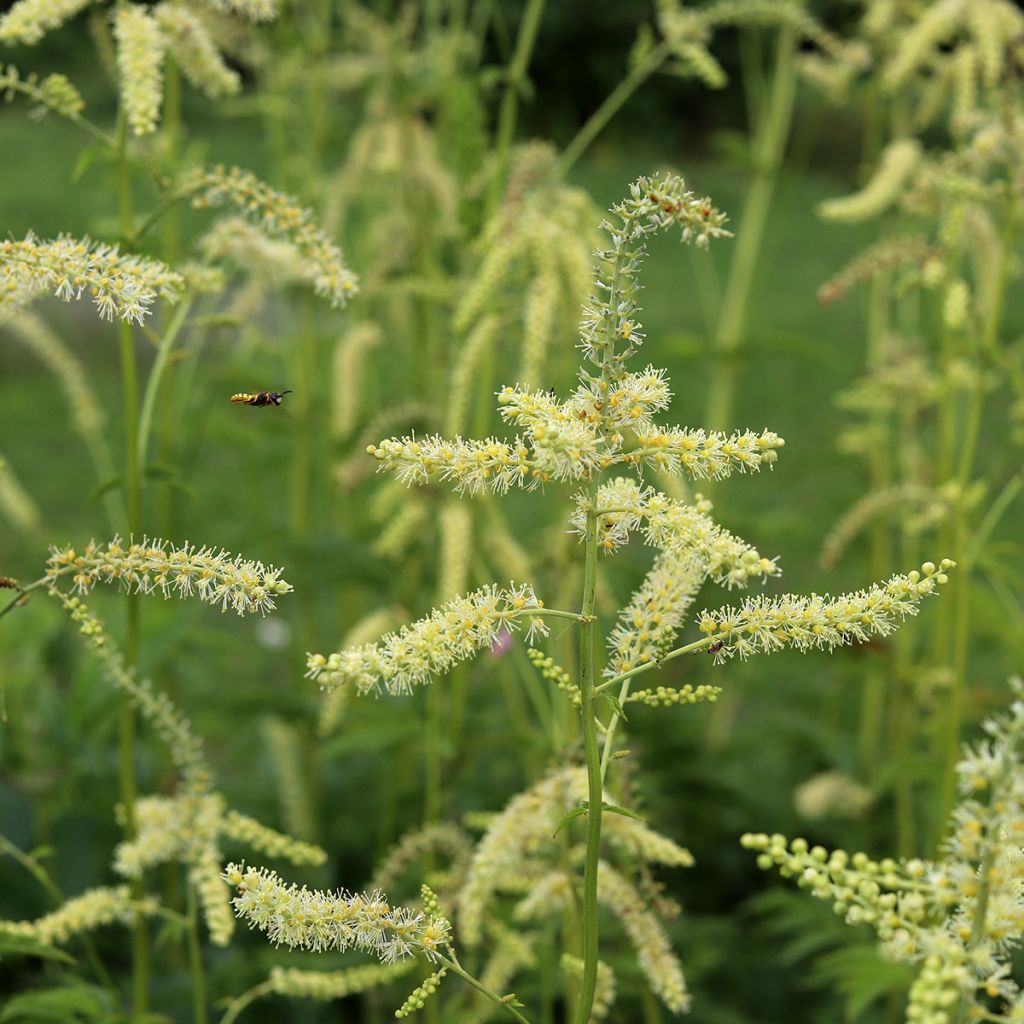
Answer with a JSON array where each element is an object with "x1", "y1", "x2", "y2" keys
[
  {"x1": 46, "y1": 535, "x2": 293, "y2": 616},
  {"x1": 223, "y1": 863, "x2": 451, "y2": 962},
  {"x1": 182, "y1": 165, "x2": 358, "y2": 306},
  {"x1": 114, "y1": 792, "x2": 326, "y2": 947},
  {"x1": 0, "y1": 886, "x2": 159, "y2": 946},
  {"x1": 306, "y1": 583, "x2": 547, "y2": 694},
  {"x1": 0, "y1": 0, "x2": 93, "y2": 46}
]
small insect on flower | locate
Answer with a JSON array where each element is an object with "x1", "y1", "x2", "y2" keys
[
  {"x1": 230, "y1": 390, "x2": 293, "y2": 408},
  {"x1": 0, "y1": 577, "x2": 19, "y2": 590},
  {"x1": 706, "y1": 641, "x2": 724, "y2": 654}
]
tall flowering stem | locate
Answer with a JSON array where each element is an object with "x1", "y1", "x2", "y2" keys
[{"x1": 575, "y1": 475, "x2": 602, "y2": 1024}]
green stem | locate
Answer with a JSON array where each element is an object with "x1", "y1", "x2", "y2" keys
[
  {"x1": 217, "y1": 982, "x2": 274, "y2": 1024},
  {"x1": 424, "y1": 682, "x2": 444, "y2": 824},
  {"x1": 594, "y1": 635, "x2": 719, "y2": 694},
  {"x1": 557, "y1": 42, "x2": 670, "y2": 179},
  {"x1": 185, "y1": 878, "x2": 208, "y2": 1024},
  {"x1": 964, "y1": 472, "x2": 1023, "y2": 568},
  {"x1": 485, "y1": 0, "x2": 547, "y2": 218},
  {"x1": 115, "y1": 103, "x2": 149, "y2": 1017},
  {"x1": 131, "y1": 191, "x2": 187, "y2": 245},
  {"x1": 136, "y1": 296, "x2": 194, "y2": 470},
  {"x1": 572, "y1": 476, "x2": 602, "y2": 1024},
  {"x1": 703, "y1": 26, "x2": 797, "y2": 434},
  {"x1": 162, "y1": 58, "x2": 183, "y2": 262},
  {"x1": 434, "y1": 950, "x2": 532, "y2": 1024},
  {"x1": 936, "y1": 205, "x2": 1016, "y2": 843}
]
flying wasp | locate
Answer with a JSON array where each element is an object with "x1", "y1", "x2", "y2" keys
[{"x1": 230, "y1": 389, "x2": 292, "y2": 408}]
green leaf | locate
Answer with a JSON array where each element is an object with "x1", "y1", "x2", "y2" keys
[
  {"x1": 599, "y1": 693, "x2": 626, "y2": 721},
  {"x1": 0, "y1": 934, "x2": 76, "y2": 965},
  {"x1": 143, "y1": 463, "x2": 197, "y2": 502},
  {"x1": 600, "y1": 802, "x2": 645, "y2": 823},
  {"x1": 0, "y1": 983, "x2": 110, "y2": 1023},
  {"x1": 70, "y1": 146, "x2": 102, "y2": 185},
  {"x1": 85, "y1": 476, "x2": 121, "y2": 507},
  {"x1": 552, "y1": 805, "x2": 588, "y2": 837}
]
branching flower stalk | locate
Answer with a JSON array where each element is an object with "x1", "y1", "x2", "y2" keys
[{"x1": 297, "y1": 174, "x2": 953, "y2": 1021}]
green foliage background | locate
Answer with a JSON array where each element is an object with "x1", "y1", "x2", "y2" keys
[{"x1": 1, "y1": 2, "x2": 1023, "y2": 1022}]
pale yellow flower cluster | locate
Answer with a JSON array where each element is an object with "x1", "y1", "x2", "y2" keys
[
  {"x1": 578, "y1": 175, "x2": 730, "y2": 375},
  {"x1": 306, "y1": 583, "x2": 546, "y2": 694},
  {"x1": 698, "y1": 560, "x2": 955, "y2": 660},
  {"x1": 597, "y1": 862, "x2": 690, "y2": 1014},
  {"x1": 0, "y1": 0, "x2": 92, "y2": 45},
  {"x1": 114, "y1": 793, "x2": 326, "y2": 946},
  {"x1": 561, "y1": 954, "x2": 616, "y2": 1021},
  {"x1": 571, "y1": 479, "x2": 777, "y2": 678},
  {"x1": 114, "y1": 5, "x2": 166, "y2": 136},
  {"x1": 606, "y1": 547, "x2": 708, "y2": 678},
  {"x1": 627, "y1": 424, "x2": 784, "y2": 478},
  {"x1": 458, "y1": 767, "x2": 693, "y2": 958},
  {"x1": 0, "y1": 886, "x2": 158, "y2": 946},
  {"x1": 745, "y1": 679, "x2": 1024, "y2": 1020},
  {"x1": 201, "y1": 0, "x2": 275, "y2": 20},
  {"x1": 268, "y1": 963, "x2": 414, "y2": 1001},
  {"x1": 46, "y1": 535, "x2": 293, "y2": 616},
  {"x1": 223, "y1": 863, "x2": 451, "y2": 961},
  {"x1": 0, "y1": 65, "x2": 85, "y2": 120},
  {"x1": 0, "y1": 234, "x2": 183, "y2": 323},
  {"x1": 367, "y1": 432, "x2": 531, "y2": 495},
  {"x1": 199, "y1": 216, "x2": 314, "y2": 287},
  {"x1": 51, "y1": 588, "x2": 210, "y2": 790},
  {"x1": 512, "y1": 862, "x2": 689, "y2": 1014},
  {"x1": 154, "y1": 3, "x2": 240, "y2": 99},
  {"x1": 819, "y1": 139, "x2": 923, "y2": 222},
  {"x1": 371, "y1": 403, "x2": 783, "y2": 496},
  {"x1": 183, "y1": 165, "x2": 358, "y2": 306},
  {"x1": 497, "y1": 386, "x2": 608, "y2": 482}
]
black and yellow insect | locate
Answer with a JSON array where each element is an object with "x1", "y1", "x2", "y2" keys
[{"x1": 229, "y1": 390, "x2": 292, "y2": 408}]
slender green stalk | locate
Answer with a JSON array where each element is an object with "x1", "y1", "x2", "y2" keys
[
  {"x1": 936, "y1": 206, "x2": 1016, "y2": 840},
  {"x1": 703, "y1": 26, "x2": 797, "y2": 434},
  {"x1": 964, "y1": 472, "x2": 1023, "y2": 568},
  {"x1": 424, "y1": 682, "x2": 444, "y2": 824},
  {"x1": 162, "y1": 58, "x2": 182, "y2": 262},
  {"x1": 485, "y1": 0, "x2": 547, "y2": 217},
  {"x1": 858, "y1": 274, "x2": 893, "y2": 775},
  {"x1": 185, "y1": 878, "x2": 208, "y2": 1024},
  {"x1": 136, "y1": 296, "x2": 194, "y2": 470},
  {"x1": 115, "y1": 104, "x2": 149, "y2": 1017},
  {"x1": 132, "y1": 190, "x2": 187, "y2": 245},
  {"x1": 594, "y1": 635, "x2": 719, "y2": 694},
  {"x1": 218, "y1": 981, "x2": 274, "y2": 1024},
  {"x1": 572, "y1": 475, "x2": 602, "y2": 1024},
  {"x1": 434, "y1": 949, "x2": 532, "y2": 1024},
  {"x1": 557, "y1": 41, "x2": 669, "y2": 179}
]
